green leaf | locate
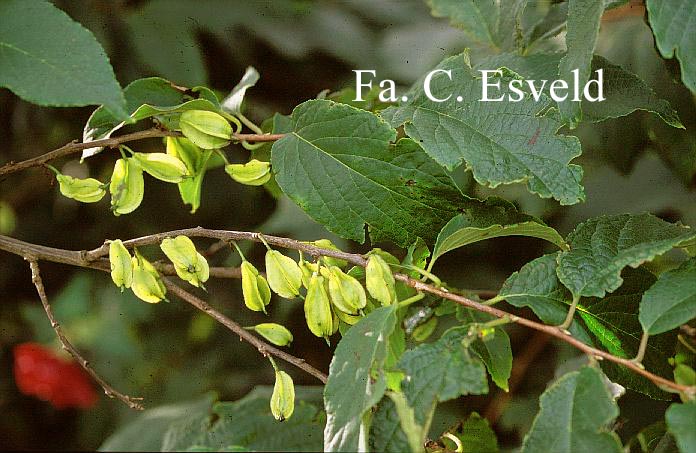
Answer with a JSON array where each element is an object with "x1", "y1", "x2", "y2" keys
[
  {"x1": 82, "y1": 78, "x2": 222, "y2": 158},
  {"x1": 666, "y1": 401, "x2": 696, "y2": 453},
  {"x1": 453, "y1": 412, "x2": 499, "y2": 453},
  {"x1": 629, "y1": 422, "x2": 678, "y2": 453},
  {"x1": 557, "y1": 213, "x2": 696, "y2": 299},
  {"x1": 385, "y1": 391, "x2": 426, "y2": 453},
  {"x1": 457, "y1": 308, "x2": 513, "y2": 392},
  {"x1": 430, "y1": 197, "x2": 567, "y2": 270},
  {"x1": 162, "y1": 391, "x2": 324, "y2": 452},
  {"x1": 426, "y1": 0, "x2": 527, "y2": 51},
  {"x1": 640, "y1": 257, "x2": 696, "y2": 335},
  {"x1": 646, "y1": 0, "x2": 696, "y2": 92},
  {"x1": 383, "y1": 52, "x2": 585, "y2": 205},
  {"x1": 557, "y1": 0, "x2": 604, "y2": 127},
  {"x1": 522, "y1": 366, "x2": 622, "y2": 453},
  {"x1": 100, "y1": 395, "x2": 215, "y2": 452},
  {"x1": 0, "y1": 0, "x2": 126, "y2": 119},
  {"x1": 500, "y1": 255, "x2": 676, "y2": 399},
  {"x1": 476, "y1": 53, "x2": 683, "y2": 128},
  {"x1": 499, "y1": 254, "x2": 594, "y2": 343},
  {"x1": 272, "y1": 99, "x2": 471, "y2": 247},
  {"x1": 371, "y1": 327, "x2": 488, "y2": 452},
  {"x1": 324, "y1": 305, "x2": 398, "y2": 452}
]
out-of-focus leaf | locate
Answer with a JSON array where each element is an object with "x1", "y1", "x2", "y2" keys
[
  {"x1": 0, "y1": 0, "x2": 127, "y2": 119},
  {"x1": 99, "y1": 394, "x2": 215, "y2": 452},
  {"x1": 646, "y1": 0, "x2": 696, "y2": 92},
  {"x1": 665, "y1": 401, "x2": 696, "y2": 453}
]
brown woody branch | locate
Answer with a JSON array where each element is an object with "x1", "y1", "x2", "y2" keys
[
  {"x1": 28, "y1": 260, "x2": 144, "y2": 410},
  {"x1": 1, "y1": 229, "x2": 694, "y2": 396},
  {"x1": 0, "y1": 129, "x2": 285, "y2": 177}
]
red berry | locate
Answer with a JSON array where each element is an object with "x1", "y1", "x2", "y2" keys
[{"x1": 13, "y1": 342, "x2": 97, "y2": 409}]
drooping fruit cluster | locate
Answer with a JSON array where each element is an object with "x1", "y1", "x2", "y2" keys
[{"x1": 50, "y1": 110, "x2": 272, "y2": 215}]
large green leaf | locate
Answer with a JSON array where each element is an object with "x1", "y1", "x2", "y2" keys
[
  {"x1": 457, "y1": 308, "x2": 513, "y2": 392},
  {"x1": 522, "y1": 366, "x2": 622, "y2": 453},
  {"x1": 500, "y1": 255, "x2": 676, "y2": 399},
  {"x1": 371, "y1": 327, "x2": 488, "y2": 452},
  {"x1": 383, "y1": 52, "x2": 585, "y2": 205},
  {"x1": 99, "y1": 395, "x2": 215, "y2": 452},
  {"x1": 476, "y1": 53, "x2": 682, "y2": 128},
  {"x1": 557, "y1": 0, "x2": 604, "y2": 127},
  {"x1": 665, "y1": 401, "x2": 696, "y2": 453},
  {"x1": 639, "y1": 257, "x2": 696, "y2": 335},
  {"x1": 161, "y1": 390, "x2": 324, "y2": 452},
  {"x1": 272, "y1": 99, "x2": 470, "y2": 247},
  {"x1": 324, "y1": 306, "x2": 398, "y2": 452},
  {"x1": 646, "y1": 0, "x2": 696, "y2": 92},
  {"x1": 0, "y1": 0, "x2": 126, "y2": 119},
  {"x1": 557, "y1": 213, "x2": 696, "y2": 299},
  {"x1": 430, "y1": 197, "x2": 567, "y2": 270},
  {"x1": 499, "y1": 254, "x2": 594, "y2": 343},
  {"x1": 82, "y1": 77, "x2": 222, "y2": 159},
  {"x1": 426, "y1": 0, "x2": 526, "y2": 51}
]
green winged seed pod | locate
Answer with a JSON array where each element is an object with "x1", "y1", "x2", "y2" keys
[
  {"x1": 270, "y1": 370, "x2": 295, "y2": 421},
  {"x1": 334, "y1": 307, "x2": 362, "y2": 326},
  {"x1": 110, "y1": 158, "x2": 144, "y2": 216},
  {"x1": 241, "y1": 260, "x2": 271, "y2": 313},
  {"x1": 265, "y1": 250, "x2": 303, "y2": 299},
  {"x1": 109, "y1": 240, "x2": 133, "y2": 292},
  {"x1": 131, "y1": 252, "x2": 167, "y2": 304},
  {"x1": 132, "y1": 152, "x2": 189, "y2": 183},
  {"x1": 299, "y1": 259, "x2": 319, "y2": 289},
  {"x1": 327, "y1": 266, "x2": 366, "y2": 314},
  {"x1": 366, "y1": 254, "x2": 396, "y2": 306},
  {"x1": 225, "y1": 159, "x2": 271, "y2": 186},
  {"x1": 160, "y1": 236, "x2": 209, "y2": 288},
  {"x1": 56, "y1": 174, "x2": 106, "y2": 203},
  {"x1": 166, "y1": 136, "x2": 201, "y2": 173},
  {"x1": 179, "y1": 110, "x2": 232, "y2": 149},
  {"x1": 304, "y1": 274, "x2": 333, "y2": 340},
  {"x1": 253, "y1": 323, "x2": 293, "y2": 346},
  {"x1": 312, "y1": 239, "x2": 347, "y2": 268}
]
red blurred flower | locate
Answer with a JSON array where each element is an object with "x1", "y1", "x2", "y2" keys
[{"x1": 13, "y1": 342, "x2": 97, "y2": 409}]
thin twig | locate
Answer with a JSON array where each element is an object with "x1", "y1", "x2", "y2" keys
[
  {"x1": 0, "y1": 129, "x2": 285, "y2": 177},
  {"x1": 1, "y1": 231, "x2": 693, "y2": 395},
  {"x1": 164, "y1": 281, "x2": 327, "y2": 384},
  {"x1": 27, "y1": 260, "x2": 144, "y2": 410}
]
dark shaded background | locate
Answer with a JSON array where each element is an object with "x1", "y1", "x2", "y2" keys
[{"x1": 0, "y1": 0, "x2": 694, "y2": 450}]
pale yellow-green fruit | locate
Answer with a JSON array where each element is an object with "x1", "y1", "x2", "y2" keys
[
  {"x1": 311, "y1": 239, "x2": 347, "y2": 268},
  {"x1": 179, "y1": 110, "x2": 232, "y2": 149},
  {"x1": 56, "y1": 174, "x2": 106, "y2": 203},
  {"x1": 110, "y1": 158, "x2": 144, "y2": 216},
  {"x1": 304, "y1": 274, "x2": 333, "y2": 339},
  {"x1": 365, "y1": 254, "x2": 396, "y2": 306},
  {"x1": 270, "y1": 370, "x2": 295, "y2": 421},
  {"x1": 225, "y1": 159, "x2": 271, "y2": 186},
  {"x1": 326, "y1": 266, "x2": 366, "y2": 314},
  {"x1": 241, "y1": 260, "x2": 271, "y2": 313},
  {"x1": 252, "y1": 323, "x2": 293, "y2": 347},
  {"x1": 131, "y1": 253, "x2": 167, "y2": 303},
  {"x1": 109, "y1": 240, "x2": 133, "y2": 291},
  {"x1": 265, "y1": 250, "x2": 302, "y2": 299},
  {"x1": 160, "y1": 236, "x2": 209, "y2": 288},
  {"x1": 131, "y1": 152, "x2": 189, "y2": 183}
]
